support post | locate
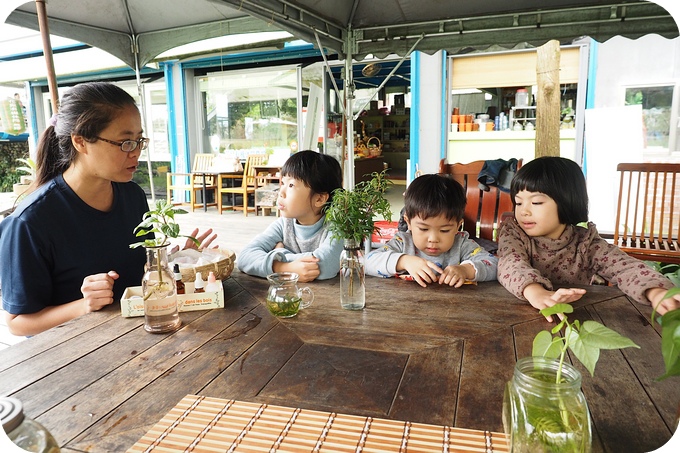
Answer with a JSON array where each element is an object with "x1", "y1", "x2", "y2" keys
[{"x1": 535, "y1": 40, "x2": 561, "y2": 157}]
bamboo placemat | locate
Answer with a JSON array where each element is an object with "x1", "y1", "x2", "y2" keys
[{"x1": 129, "y1": 395, "x2": 509, "y2": 452}]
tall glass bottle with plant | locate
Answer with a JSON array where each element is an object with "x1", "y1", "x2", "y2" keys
[
  {"x1": 504, "y1": 303, "x2": 639, "y2": 452},
  {"x1": 326, "y1": 171, "x2": 392, "y2": 309},
  {"x1": 130, "y1": 201, "x2": 199, "y2": 333}
]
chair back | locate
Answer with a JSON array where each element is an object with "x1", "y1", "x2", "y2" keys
[
  {"x1": 191, "y1": 153, "x2": 216, "y2": 184},
  {"x1": 241, "y1": 154, "x2": 267, "y2": 189},
  {"x1": 614, "y1": 162, "x2": 680, "y2": 263},
  {"x1": 438, "y1": 158, "x2": 522, "y2": 241}
]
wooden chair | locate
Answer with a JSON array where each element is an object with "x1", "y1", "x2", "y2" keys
[
  {"x1": 166, "y1": 153, "x2": 218, "y2": 211},
  {"x1": 217, "y1": 154, "x2": 266, "y2": 216},
  {"x1": 614, "y1": 162, "x2": 680, "y2": 264},
  {"x1": 438, "y1": 158, "x2": 522, "y2": 245}
]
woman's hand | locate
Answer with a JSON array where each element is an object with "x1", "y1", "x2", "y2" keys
[
  {"x1": 81, "y1": 271, "x2": 119, "y2": 313},
  {"x1": 523, "y1": 284, "x2": 586, "y2": 322},
  {"x1": 185, "y1": 228, "x2": 218, "y2": 250}
]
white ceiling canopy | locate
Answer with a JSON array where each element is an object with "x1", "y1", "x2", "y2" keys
[{"x1": 4, "y1": 1, "x2": 678, "y2": 73}]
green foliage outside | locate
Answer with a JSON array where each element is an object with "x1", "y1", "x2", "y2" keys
[
  {"x1": 132, "y1": 161, "x2": 170, "y2": 198},
  {"x1": 0, "y1": 142, "x2": 30, "y2": 192}
]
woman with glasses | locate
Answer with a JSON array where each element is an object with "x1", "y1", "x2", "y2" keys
[{"x1": 0, "y1": 82, "x2": 216, "y2": 336}]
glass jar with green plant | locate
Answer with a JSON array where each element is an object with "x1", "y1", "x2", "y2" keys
[
  {"x1": 325, "y1": 171, "x2": 392, "y2": 309},
  {"x1": 503, "y1": 303, "x2": 640, "y2": 452},
  {"x1": 130, "y1": 201, "x2": 199, "y2": 333}
]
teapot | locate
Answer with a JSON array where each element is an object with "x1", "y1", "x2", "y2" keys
[{"x1": 265, "y1": 272, "x2": 314, "y2": 318}]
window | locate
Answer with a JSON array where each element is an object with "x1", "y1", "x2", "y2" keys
[{"x1": 625, "y1": 85, "x2": 675, "y2": 154}]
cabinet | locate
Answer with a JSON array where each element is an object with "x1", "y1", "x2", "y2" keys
[{"x1": 509, "y1": 106, "x2": 536, "y2": 127}]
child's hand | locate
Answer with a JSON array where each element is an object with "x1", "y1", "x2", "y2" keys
[
  {"x1": 273, "y1": 256, "x2": 320, "y2": 282},
  {"x1": 438, "y1": 264, "x2": 474, "y2": 287},
  {"x1": 397, "y1": 255, "x2": 442, "y2": 287},
  {"x1": 80, "y1": 271, "x2": 119, "y2": 313},
  {"x1": 523, "y1": 284, "x2": 587, "y2": 322},
  {"x1": 647, "y1": 287, "x2": 680, "y2": 316}
]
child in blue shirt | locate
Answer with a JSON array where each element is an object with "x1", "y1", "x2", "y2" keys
[
  {"x1": 237, "y1": 151, "x2": 343, "y2": 282},
  {"x1": 366, "y1": 174, "x2": 498, "y2": 287}
]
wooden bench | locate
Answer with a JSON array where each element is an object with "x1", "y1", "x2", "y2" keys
[
  {"x1": 614, "y1": 162, "x2": 680, "y2": 264},
  {"x1": 438, "y1": 158, "x2": 521, "y2": 249}
]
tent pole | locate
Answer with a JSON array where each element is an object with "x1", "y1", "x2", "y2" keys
[
  {"x1": 345, "y1": 30, "x2": 355, "y2": 189},
  {"x1": 35, "y1": 0, "x2": 59, "y2": 113},
  {"x1": 132, "y1": 35, "x2": 156, "y2": 202}
]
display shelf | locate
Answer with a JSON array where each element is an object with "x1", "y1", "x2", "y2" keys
[{"x1": 509, "y1": 106, "x2": 536, "y2": 125}]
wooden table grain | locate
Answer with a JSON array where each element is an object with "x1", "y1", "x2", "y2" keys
[{"x1": 0, "y1": 272, "x2": 677, "y2": 452}]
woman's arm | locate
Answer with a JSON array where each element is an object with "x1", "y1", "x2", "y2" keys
[{"x1": 5, "y1": 270, "x2": 119, "y2": 336}]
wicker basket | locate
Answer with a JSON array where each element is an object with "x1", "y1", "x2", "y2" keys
[
  {"x1": 178, "y1": 248, "x2": 236, "y2": 283},
  {"x1": 367, "y1": 136, "x2": 382, "y2": 157}
]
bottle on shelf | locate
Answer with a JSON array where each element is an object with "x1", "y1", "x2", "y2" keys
[
  {"x1": 174, "y1": 264, "x2": 185, "y2": 295},
  {"x1": 194, "y1": 272, "x2": 205, "y2": 293}
]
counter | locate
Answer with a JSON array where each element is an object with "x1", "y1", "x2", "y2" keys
[{"x1": 447, "y1": 129, "x2": 577, "y2": 163}]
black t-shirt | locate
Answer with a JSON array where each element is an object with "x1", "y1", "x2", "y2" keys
[{"x1": 0, "y1": 175, "x2": 148, "y2": 314}]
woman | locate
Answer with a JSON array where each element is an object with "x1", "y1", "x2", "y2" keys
[{"x1": 0, "y1": 82, "x2": 215, "y2": 336}]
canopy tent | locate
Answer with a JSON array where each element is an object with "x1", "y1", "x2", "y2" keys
[{"x1": 3, "y1": 1, "x2": 678, "y2": 187}]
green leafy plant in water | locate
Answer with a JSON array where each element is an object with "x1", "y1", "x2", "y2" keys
[
  {"x1": 130, "y1": 200, "x2": 200, "y2": 300},
  {"x1": 325, "y1": 170, "x2": 393, "y2": 245},
  {"x1": 325, "y1": 171, "x2": 392, "y2": 296},
  {"x1": 527, "y1": 303, "x2": 640, "y2": 451},
  {"x1": 651, "y1": 287, "x2": 680, "y2": 381},
  {"x1": 130, "y1": 200, "x2": 199, "y2": 249}
]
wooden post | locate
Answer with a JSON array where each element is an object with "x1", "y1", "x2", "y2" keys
[
  {"x1": 535, "y1": 40, "x2": 560, "y2": 157},
  {"x1": 35, "y1": 0, "x2": 59, "y2": 113}
]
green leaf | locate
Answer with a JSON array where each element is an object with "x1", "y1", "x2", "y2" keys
[
  {"x1": 660, "y1": 317, "x2": 680, "y2": 374},
  {"x1": 539, "y1": 303, "x2": 574, "y2": 317},
  {"x1": 532, "y1": 330, "x2": 562, "y2": 359},
  {"x1": 566, "y1": 327, "x2": 600, "y2": 377},
  {"x1": 578, "y1": 321, "x2": 641, "y2": 350}
]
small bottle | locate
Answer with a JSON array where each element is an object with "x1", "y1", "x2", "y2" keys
[
  {"x1": 1, "y1": 396, "x2": 61, "y2": 452},
  {"x1": 173, "y1": 264, "x2": 185, "y2": 295},
  {"x1": 194, "y1": 272, "x2": 205, "y2": 293},
  {"x1": 205, "y1": 271, "x2": 221, "y2": 293}
]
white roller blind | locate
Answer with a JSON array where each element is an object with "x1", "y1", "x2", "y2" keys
[{"x1": 451, "y1": 47, "x2": 581, "y2": 89}]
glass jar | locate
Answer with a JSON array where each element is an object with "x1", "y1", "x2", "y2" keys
[
  {"x1": 142, "y1": 245, "x2": 181, "y2": 333},
  {"x1": 0, "y1": 397, "x2": 61, "y2": 452},
  {"x1": 503, "y1": 357, "x2": 591, "y2": 453},
  {"x1": 340, "y1": 239, "x2": 365, "y2": 310}
]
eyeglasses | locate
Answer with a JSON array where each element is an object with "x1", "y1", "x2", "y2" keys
[{"x1": 96, "y1": 136, "x2": 149, "y2": 153}]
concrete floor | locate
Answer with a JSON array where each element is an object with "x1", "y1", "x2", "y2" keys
[{"x1": 0, "y1": 183, "x2": 405, "y2": 348}]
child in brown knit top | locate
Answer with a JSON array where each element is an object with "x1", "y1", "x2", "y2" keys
[{"x1": 497, "y1": 157, "x2": 679, "y2": 322}]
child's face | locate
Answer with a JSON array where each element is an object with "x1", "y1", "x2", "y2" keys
[
  {"x1": 405, "y1": 214, "x2": 461, "y2": 257},
  {"x1": 278, "y1": 176, "x2": 327, "y2": 225},
  {"x1": 514, "y1": 190, "x2": 566, "y2": 239}
]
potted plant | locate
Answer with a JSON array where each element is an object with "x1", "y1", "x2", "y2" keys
[
  {"x1": 130, "y1": 200, "x2": 199, "y2": 333},
  {"x1": 325, "y1": 170, "x2": 392, "y2": 309},
  {"x1": 13, "y1": 157, "x2": 35, "y2": 197},
  {"x1": 503, "y1": 303, "x2": 640, "y2": 452}
]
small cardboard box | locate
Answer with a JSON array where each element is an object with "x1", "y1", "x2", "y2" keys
[{"x1": 121, "y1": 284, "x2": 224, "y2": 318}]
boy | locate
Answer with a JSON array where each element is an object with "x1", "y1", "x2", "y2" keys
[{"x1": 366, "y1": 174, "x2": 498, "y2": 287}]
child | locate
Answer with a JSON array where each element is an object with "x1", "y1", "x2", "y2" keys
[
  {"x1": 237, "y1": 150, "x2": 343, "y2": 282},
  {"x1": 497, "y1": 156, "x2": 679, "y2": 321},
  {"x1": 366, "y1": 174, "x2": 498, "y2": 287}
]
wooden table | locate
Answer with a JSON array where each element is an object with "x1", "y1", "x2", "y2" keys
[{"x1": 1, "y1": 273, "x2": 677, "y2": 452}]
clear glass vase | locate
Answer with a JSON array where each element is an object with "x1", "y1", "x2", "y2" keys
[
  {"x1": 503, "y1": 356, "x2": 592, "y2": 453},
  {"x1": 142, "y1": 245, "x2": 181, "y2": 333},
  {"x1": 340, "y1": 239, "x2": 365, "y2": 310}
]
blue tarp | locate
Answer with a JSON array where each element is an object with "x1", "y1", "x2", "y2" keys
[{"x1": 0, "y1": 132, "x2": 29, "y2": 142}]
